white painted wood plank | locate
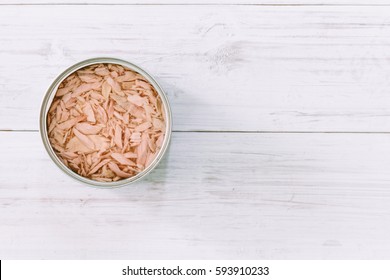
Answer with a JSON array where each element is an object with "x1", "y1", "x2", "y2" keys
[
  {"x1": 2, "y1": 6, "x2": 390, "y2": 132},
  {"x1": 2, "y1": 1, "x2": 390, "y2": 5},
  {"x1": 1, "y1": 131, "x2": 390, "y2": 259}
]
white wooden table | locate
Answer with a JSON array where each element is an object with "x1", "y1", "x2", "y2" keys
[{"x1": 1, "y1": 0, "x2": 390, "y2": 259}]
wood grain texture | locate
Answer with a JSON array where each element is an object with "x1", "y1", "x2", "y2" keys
[
  {"x1": 2, "y1": 2, "x2": 390, "y2": 260},
  {"x1": 1, "y1": 131, "x2": 390, "y2": 259},
  {"x1": 2, "y1": 5, "x2": 390, "y2": 132}
]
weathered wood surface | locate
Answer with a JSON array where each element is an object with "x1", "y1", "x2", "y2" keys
[
  {"x1": 1, "y1": 131, "x2": 390, "y2": 259},
  {"x1": 1, "y1": 2, "x2": 390, "y2": 259},
  {"x1": 2, "y1": 5, "x2": 390, "y2": 132}
]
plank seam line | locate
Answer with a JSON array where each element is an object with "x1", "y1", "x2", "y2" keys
[
  {"x1": 1, "y1": 3, "x2": 390, "y2": 6},
  {"x1": 4, "y1": 130, "x2": 390, "y2": 134}
]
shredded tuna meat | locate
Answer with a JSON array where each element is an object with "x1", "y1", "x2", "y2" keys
[{"x1": 47, "y1": 63, "x2": 165, "y2": 182}]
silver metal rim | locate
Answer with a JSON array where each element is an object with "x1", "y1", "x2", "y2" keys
[{"x1": 39, "y1": 57, "x2": 172, "y2": 188}]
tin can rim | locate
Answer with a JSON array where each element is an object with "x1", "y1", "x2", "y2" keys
[{"x1": 39, "y1": 57, "x2": 172, "y2": 188}]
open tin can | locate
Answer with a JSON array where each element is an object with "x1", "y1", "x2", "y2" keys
[{"x1": 39, "y1": 57, "x2": 172, "y2": 188}]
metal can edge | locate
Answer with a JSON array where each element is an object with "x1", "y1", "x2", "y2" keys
[{"x1": 39, "y1": 57, "x2": 173, "y2": 188}]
